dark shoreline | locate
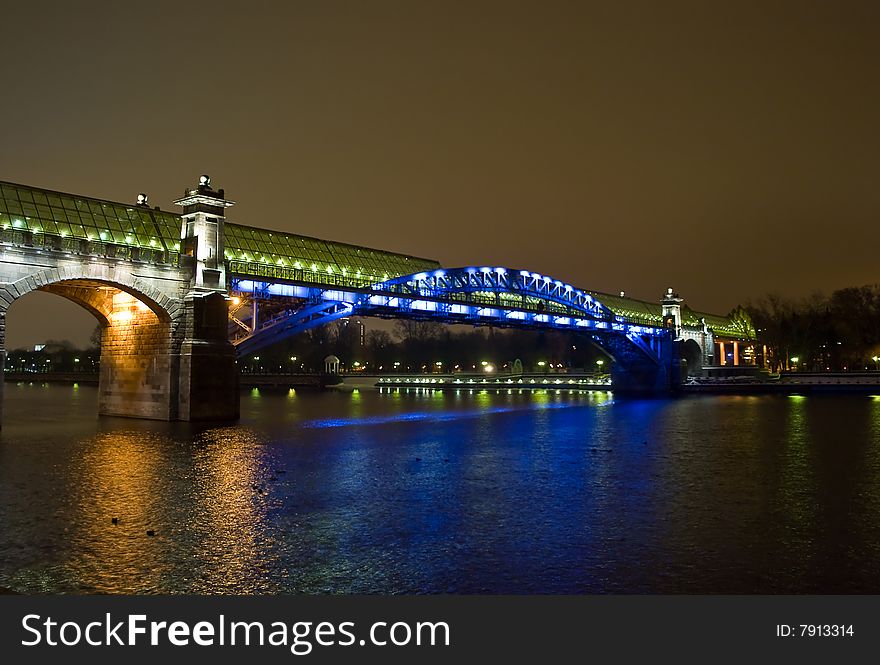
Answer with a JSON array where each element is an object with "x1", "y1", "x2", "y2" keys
[
  {"x1": 6, "y1": 373, "x2": 880, "y2": 396},
  {"x1": 683, "y1": 383, "x2": 880, "y2": 395}
]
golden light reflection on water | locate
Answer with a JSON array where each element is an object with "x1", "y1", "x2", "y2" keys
[
  {"x1": 347, "y1": 388, "x2": 363, "y2": 420},
  {"x1": 41, "y1": 422, "x2": 278, "y2": 594},
  {"x1": 187, "y1": 426, "x2": 276, "y2": 594},
  {"x1": 72, "y1": 430, "x2": 167, "y2": 593},
  {"x1": 871, "y1": 396, "x2": 880, "y2": 428}
]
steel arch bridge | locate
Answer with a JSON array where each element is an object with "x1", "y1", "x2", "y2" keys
[{"x1": 229, "y1": 266, "x2": 677, "y2": 391}]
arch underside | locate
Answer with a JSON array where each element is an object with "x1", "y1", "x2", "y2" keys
[
  {"x1": 0, "y1": 265, "x2": 179, "y2": 325},
  {"x1": 39, "y1": 282, "x2": 115, "y2": 325}
]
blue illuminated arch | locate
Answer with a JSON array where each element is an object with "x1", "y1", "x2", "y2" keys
[
  {"x1": 232, "y1": 266, "x2": 672, "y2": 364},
  {"x1": 372, "y1": 266, "x2": 618, "y2": 322}
]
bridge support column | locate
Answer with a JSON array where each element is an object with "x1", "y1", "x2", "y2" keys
[
  {"x1": 610, "y1": 335, "x2": 678, "y2": 394},
  {"x1": 174, "y1": 292, "x2": 239, "y2": 421},
  {"x1": 171, "y1": 176, "x2": 239, "y2": 421},
  {"x1": 611, "y1": 363, "x2": 673, "y2": 394}
]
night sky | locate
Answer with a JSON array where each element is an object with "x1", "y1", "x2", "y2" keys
[{"x1": 2, "y1": 2, "x2": 878, "y2": 348}]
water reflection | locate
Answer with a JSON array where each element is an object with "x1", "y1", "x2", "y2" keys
[
  {"x1": 0, "y1": 384, "x2": 879, "y2": 593},
  {"x1": 73, "y1": 430, "x2": 166, "y2": 593}
]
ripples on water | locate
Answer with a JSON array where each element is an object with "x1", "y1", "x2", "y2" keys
[{"x1": 1, "y1": 383, "x2": 879, "y2": 594}]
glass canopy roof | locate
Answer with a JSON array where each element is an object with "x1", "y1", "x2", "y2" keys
[
  {"x1": 224, "y1": 222, "x2": 439, "y2": 283},
  {"x1": 0, "y1": 181, "x2": 181, "y2": 251},
  {"x1": 587, "y1": 290, "x2": 751, "y2": 339}
]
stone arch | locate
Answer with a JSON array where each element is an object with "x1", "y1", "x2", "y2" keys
[
  {"x1": 0, "y1": 264, "x2": 180, "y2": 324},
  {"x1": 38, "y1": 282, "x2": 118, "y2": 326},
  {"x1": 0, "y1": 266, "x2": 181, "y2": 421},
  {"x1": 680, "y1": 339, "x2": 704, "y2": 378}
]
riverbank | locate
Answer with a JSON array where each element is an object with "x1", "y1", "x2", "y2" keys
[
  {"x1": 684, "y1": 373, "x2": 880, "y2": 395},
  {"x1": 4, "y1": 372, "x2": 98, "y2": 384},
  {"x1": 342, "y1": 372, "x2": 611, "y2": 392},
  {"x1": 7, "y1": 371, "x2": 880, "y2": 395}
]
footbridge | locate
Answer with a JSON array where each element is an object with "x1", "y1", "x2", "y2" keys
[{"x1": 0, "y1": 176, "x2": 754, "y2": 422}]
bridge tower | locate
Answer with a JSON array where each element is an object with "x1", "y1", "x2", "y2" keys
[
  {"x1": 174, "y1": 175, "x2": 231, "y2": 292},
  {"x1": 172, "y1": 176, "x2": 239, "y2": 421},
  {"x1": 662, "y1": 287, "x2": 716, "y2": 375},
  {"x1": 661, "y1": 287, "x2": 683, "y2": 337}
]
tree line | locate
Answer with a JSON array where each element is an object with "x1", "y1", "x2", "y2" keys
[
  {"x1": 5, "y1": 338, "x2": 100, "y2": 374},
  {"x1": 747, "y1": 285, "x2": 880, "y2": 372},
  {"x1": 240, "y1": 319, "x2": 611, "y2": 374}
]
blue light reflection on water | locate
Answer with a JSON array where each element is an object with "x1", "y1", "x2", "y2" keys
[{"x1": 300, "y1": 398, "x2": 601, "y2": 429}]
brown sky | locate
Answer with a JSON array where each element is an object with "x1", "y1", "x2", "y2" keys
[{"x1": 1, "y1": 1, "x2": 878, "y2": 348}]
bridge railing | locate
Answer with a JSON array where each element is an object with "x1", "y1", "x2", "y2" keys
[
  {"x1": 227, "y1": 260, "x2": 388, "y2": 290},
  {"x1": 369, "y1": 284, "x2": 585, "y2": 318},
  {"x1": 0, "y1": 229, "x2": 181, "y2": 266}
]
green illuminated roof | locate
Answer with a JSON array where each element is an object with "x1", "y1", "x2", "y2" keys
[
  {"x1": 224, "y1": 223, "x2": 440, "y2": 283},
  {"x1": 0, "y1": 180, "x2": 181, "y2": 251},
  {"x1": 587, "y1": 291, "x2": 664, "y2": 326},
  {"x1": 683, "y1": 309, "x2": 741, "y2": 337},
  {"x1": 588, "y1": 290, "x2": 752, "y2": 339}
]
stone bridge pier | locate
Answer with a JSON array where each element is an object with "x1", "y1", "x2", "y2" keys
[{"x1": 600, "y1": 331, "x2": 678, "y2": 394}]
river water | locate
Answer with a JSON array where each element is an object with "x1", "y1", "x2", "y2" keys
[{"x1": 0, "y1": 382, "x2": 878, "y2": 594}]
